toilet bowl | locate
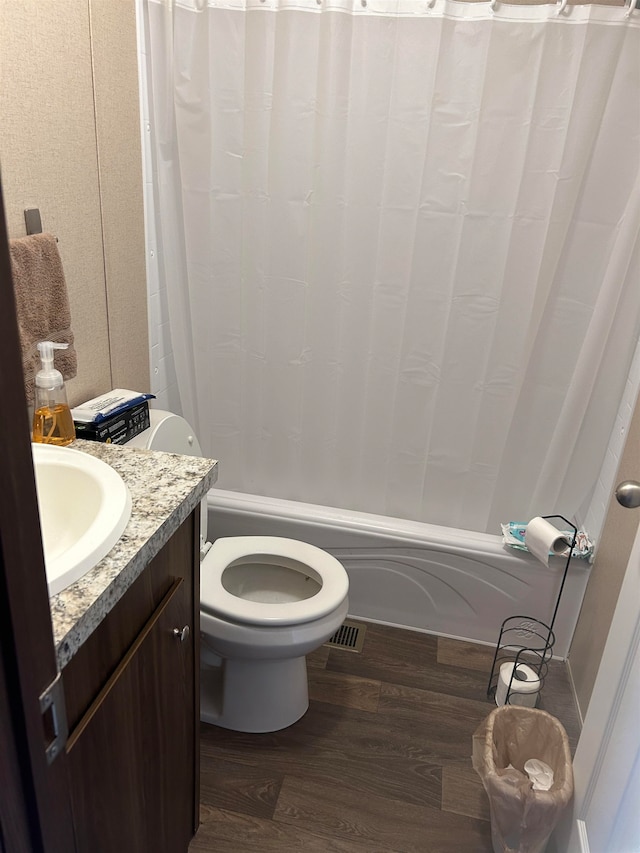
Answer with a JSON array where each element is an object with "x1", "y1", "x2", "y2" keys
[
  {"x1": 125, "y1": 410, "x2": 349, "y2": 732},
  {"x1": 201, "y1": 535, "x2": 348, "y2": 731}
]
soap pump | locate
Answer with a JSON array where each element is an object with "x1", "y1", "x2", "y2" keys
[{"x1": 32, "y1": 341, "x2": 76, "y2": 446}]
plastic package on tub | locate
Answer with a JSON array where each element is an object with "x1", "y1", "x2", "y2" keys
[{"x1": 472, "y1": 706, "x2": 573, "y2": 853}]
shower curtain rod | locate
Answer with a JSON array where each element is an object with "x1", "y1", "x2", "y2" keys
[{"x1": 190, "y1": 0, "x2": 639, "y2": 18}]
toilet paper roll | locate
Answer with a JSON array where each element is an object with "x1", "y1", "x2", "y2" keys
[
  {"x1": 495, "y1": 662, "x2": 541, "y2": 707},
  {"x1": 524, "y1": 517, "x2": 571, "y2": 567}
]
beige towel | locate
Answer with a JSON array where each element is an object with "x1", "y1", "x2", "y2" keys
[{"x1": 9, "y1": 233, "x2": 77, "y2": 404}]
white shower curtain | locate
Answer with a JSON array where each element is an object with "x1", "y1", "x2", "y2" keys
[{"x1": 145, "y1": 0, "x2": 640, "y2": 533}]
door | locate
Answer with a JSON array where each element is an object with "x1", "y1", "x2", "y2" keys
[
  {"x1": 0, "y1": 176, "x2": 76, "y2": 850},
  {"x1": 564, "y1": 515, "x2": 640, "y2": 852}
]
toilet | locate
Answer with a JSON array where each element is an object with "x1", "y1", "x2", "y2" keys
[{"x1": 125, "y1": 409, "x2": 349, "y2": 732}]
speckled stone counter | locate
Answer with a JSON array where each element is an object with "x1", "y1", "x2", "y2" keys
[{"x1": 50, "y1": 440, "x2": 218, "y2": 670}]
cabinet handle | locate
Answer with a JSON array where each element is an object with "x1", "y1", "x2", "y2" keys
[{"x1": 173, "y1": 625, "x2": 190, "y2": 642}]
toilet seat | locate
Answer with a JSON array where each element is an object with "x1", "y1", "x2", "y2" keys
[{"x1": 201, "y1": 536, "x2": 348, "y2": 627}]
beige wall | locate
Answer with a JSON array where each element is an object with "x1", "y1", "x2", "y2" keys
[
  {"x1": 569, "y1": 391, "x2": 640, "y2": 718},
  {"x1": 0, "y1": 0, "x2": 149, "y2": 408}
]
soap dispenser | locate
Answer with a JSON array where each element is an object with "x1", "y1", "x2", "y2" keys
[{"x1": 32, "y1": 341, "x2": 76, "y2": 446}]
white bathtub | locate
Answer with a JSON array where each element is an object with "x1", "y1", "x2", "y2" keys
[{"x1": 206, "y1": 489, "x2": 590, "y2": 659}]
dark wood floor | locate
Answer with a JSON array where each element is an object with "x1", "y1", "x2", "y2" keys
[{"x1": 190, "y1": 622, "x2": 581, "y2": 853}]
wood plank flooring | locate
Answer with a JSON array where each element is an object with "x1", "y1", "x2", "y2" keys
[{"x1": 190, "y1": 622, "x2": 581, "y2": 852}]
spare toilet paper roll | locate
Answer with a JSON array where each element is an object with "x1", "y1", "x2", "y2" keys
[
  {"x1": 524, "y1": 517, "x2": 571, "y2": 567},
  {"x1": 495, "y1": 662, "x2": 541, "y2": 707}
]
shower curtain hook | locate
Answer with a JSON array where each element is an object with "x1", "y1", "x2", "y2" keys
[
  {"x1": 490, "y1": 0, "x2": 498, "y2": 11},
  {"x1": 625, "y1": 0, "x2": 636, "y2": 18},
  {"x1": 427, "y1": 0, "x2": 436, "y2": 8},
  {"x1": 556, "y1": 0, "x2": 569, "y2": 15}
]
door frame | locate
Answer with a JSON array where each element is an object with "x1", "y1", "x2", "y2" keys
[
  {"x1": 557, "y1": 513, "x2": 640, "y2": 852},
  {"x1": 0, "y1": 173, "x2": 76, "y2": 851}
]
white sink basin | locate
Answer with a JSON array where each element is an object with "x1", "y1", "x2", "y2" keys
[{"x1": 32, "y1": 444, "x2": 132, "y2": 596}]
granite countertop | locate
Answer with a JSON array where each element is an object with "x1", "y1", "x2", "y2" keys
[{"x1": 50, "y1": 439, "x2": 218, "y2": 670}]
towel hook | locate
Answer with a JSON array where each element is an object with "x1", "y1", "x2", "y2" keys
[
  {"x1": 24, "y1": 208, "x2": 59, "y2": 243},
  {"x1": 24, "y1": 207, "x2": 59, "y2": 243},
  {"x1": 24, "y1": 208, "x2": 44, "y2": 236}
]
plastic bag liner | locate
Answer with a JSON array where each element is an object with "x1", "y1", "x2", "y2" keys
[{"x1": 472, "y1": 706, "x2": 573, "y2": 853}]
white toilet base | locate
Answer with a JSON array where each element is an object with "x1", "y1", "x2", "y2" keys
[{"x1": 201, "y1": 655, "x2": 309, "y2": 732}]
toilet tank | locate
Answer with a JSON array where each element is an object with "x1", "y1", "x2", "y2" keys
[
  {"x1": 125, "y1": 409, "x2": 208, "y2": 545},
  {"x1": 126, "y1": 409, "x2": 203, "y2": 457}
]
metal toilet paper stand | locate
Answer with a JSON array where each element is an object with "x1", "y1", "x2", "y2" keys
[{"x1": 486, "y1": 515, "x2": 577, "y2": 706}]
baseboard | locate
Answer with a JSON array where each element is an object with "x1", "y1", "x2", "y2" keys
[
  {"x1": 566, "y1": 658, "x2": 585, "y2": 728},
  {"x1": 576, "y1": 820, "x2": 590, "y2": 853}
]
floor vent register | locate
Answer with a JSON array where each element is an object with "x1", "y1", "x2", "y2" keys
[{"x1": 324, "y1": 620, "x2": 367, "y2": 653}]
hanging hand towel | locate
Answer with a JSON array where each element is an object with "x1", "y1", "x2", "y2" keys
[{"x1": 9, "y1": 233, "x2": 77, "y2": 404}]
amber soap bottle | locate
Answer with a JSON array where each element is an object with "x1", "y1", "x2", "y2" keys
[{"x1": 32, "y1": 341, "x2": 76, "y2": 446}]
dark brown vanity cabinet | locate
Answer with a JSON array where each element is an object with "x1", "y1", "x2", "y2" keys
[{"x1": 62, "y1": 511, "x2": 200, "y2": 853}]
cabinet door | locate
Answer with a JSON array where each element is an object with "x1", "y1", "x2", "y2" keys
[{"x1": 67, "y1": 578, "x2": 194, "y2": 853}]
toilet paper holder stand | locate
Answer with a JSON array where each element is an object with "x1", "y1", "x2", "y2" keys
[{"x1": 486, "y1": 515, "x2": 578, "y2": 706}]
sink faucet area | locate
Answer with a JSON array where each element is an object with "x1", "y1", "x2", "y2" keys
[{"x1": 32, "y1": 443, "x2": 132, "y2": 596}]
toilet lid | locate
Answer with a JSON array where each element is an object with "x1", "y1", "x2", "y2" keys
[{"x1": 200, "y1": 536, "x2": 349, "y2": 626}]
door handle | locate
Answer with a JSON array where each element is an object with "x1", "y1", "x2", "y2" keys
[{"x1": 615, "y1": 481, "x2": 640, "y2": 509}]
